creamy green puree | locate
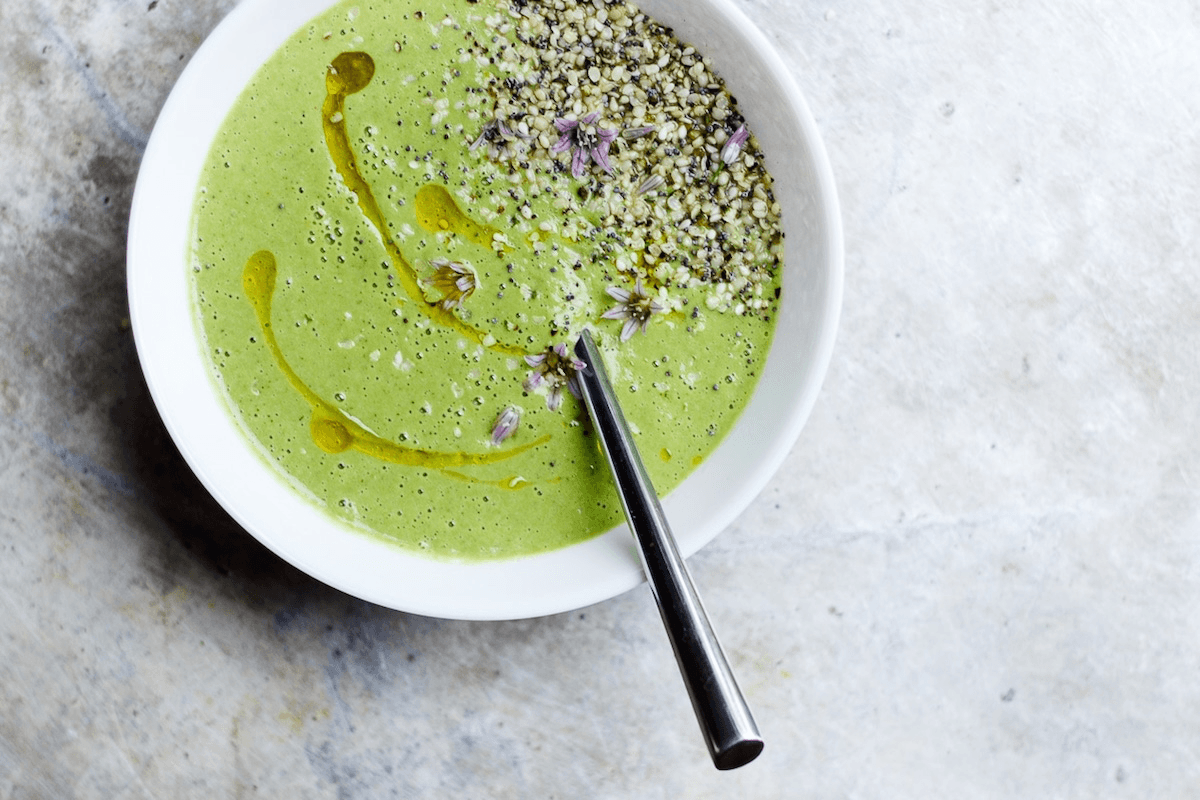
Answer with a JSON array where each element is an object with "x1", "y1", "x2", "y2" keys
[{"x1": 191, "y1": 0, "x2": 784, "y2": 560}]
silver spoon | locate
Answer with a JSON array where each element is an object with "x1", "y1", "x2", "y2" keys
[{"x1": 573, "y1": 329, "x2": 763, "y2": 770}]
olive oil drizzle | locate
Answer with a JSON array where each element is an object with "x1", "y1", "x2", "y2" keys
[
  {"x1": 413, "y1": 184, "x2": 504, "y2": 250},
  {"x1": 322, "y1": 51, "x2": 528, "y2": 357},
  {"x1": 242, "y1": 249, "x2": 548, "y2": 471}
]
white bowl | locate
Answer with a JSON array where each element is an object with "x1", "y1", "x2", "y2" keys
[{"x1": 127, "y1": 0, "x2": 842, "y2": 620}]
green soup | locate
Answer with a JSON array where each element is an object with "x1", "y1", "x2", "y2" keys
[{"x1": 190, "y1": 0, "x2": 784, "y2": 560}]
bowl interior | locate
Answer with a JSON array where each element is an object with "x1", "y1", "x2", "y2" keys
[{"x1": 127, "y1": 0, "x2": 842, "y2": 620}]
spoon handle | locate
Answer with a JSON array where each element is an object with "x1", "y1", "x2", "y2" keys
[{"x1": 573, "y1": 330, "x2": 763, "y2": 770}]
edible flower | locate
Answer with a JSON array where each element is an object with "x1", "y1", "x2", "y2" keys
[
  {"x1": 524, "y1": 343, "x2": 586, "y2": 411},
  {"x1": 469, "y1": 117, "x2": 531, "y2": 161},
  {"x1": 719, "y1": 124, "x2": 750, "y2": 166},
  {"x1": 622, "y1": 124, "x2": 657, "y2": 140},
  {"x1": 635, "y1": 174, "x2": 665, "y2": 196},
  {"x1": 428, "y1": 259, "x2": 477, "y2": 309},
  {"x1": 550, "y1": 112, "x2": 618, "y2": 178},
  {"x1": 491, "y1": 406, "x2": 520, "y2": 444},
  {"x1": 602, "y1": 280, "x2": 665, "y2": 341}
]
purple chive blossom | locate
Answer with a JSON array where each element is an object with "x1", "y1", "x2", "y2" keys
[
  {"x1": 491, "y1": 406, "x2": 520, "y2": 444},
  {"x1": 622, "y1": 124, "x2": 657, "y2": 140},
  {"x1": 427, "y1": 259, "x2": 477, "y2": 309},
  {"x1": 635, "y1": 174, "x2": 665, "y2": 195},
  {"x1": 550, "y1": 112, "x2": 619, "y2": 178},
  {"x1": 524, "y1": 343, "x2": 587, "y2": 411},
  {"x1": 470, "y1": 117, "x2": 531, "y2": 161},
  {"x1": 719, "y1": 124, "x2": 750, "y2": 166},
  {"x1": 602, "y1": 280, "x2": 665, "y2": 341}
]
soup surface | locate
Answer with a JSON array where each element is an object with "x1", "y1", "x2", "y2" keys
[{"x1": 191, "y1": 0, "x2": 784, "y2": 559}]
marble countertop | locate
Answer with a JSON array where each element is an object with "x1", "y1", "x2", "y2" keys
[{"x1": 4, "y1": 0, "x2": 1199, "y2": 796}]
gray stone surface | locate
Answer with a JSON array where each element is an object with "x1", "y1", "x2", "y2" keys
[{"x1": 3, "y1": 0, "x2": 1200, "y2": 796}]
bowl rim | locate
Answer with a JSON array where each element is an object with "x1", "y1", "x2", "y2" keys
[{"x1": 127, "y1": 0, "x2": 843, "y2": 620}]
